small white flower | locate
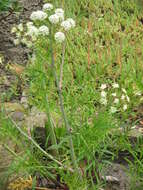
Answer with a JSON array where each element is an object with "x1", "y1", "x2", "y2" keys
[
  {"x1": 56, "y1": 12, "x2": 64, "y2": 21},
  {"x1": 30, "y1": 10, "x2": 47, "y2": 21},
  {"x1": 13, "y1": 39, "x2": 20, "y2": 45},
  {"x1": 110, "y1": 106, "x2": 117, "y2": 113},
  {"x1": 100, "y1": 84, "x2": 107, "y2": 90},
  {"x1": 26, "y1": 22, "x2": 33, "y2": 28},
  {"x1": 101, "y1": 91, "x2": 107, "y2": 98},
  {"x1": 100, "y1": 98, "x2": 107, "y2": 105},
  {"x1": 43, "y1": 3, "x2": 53, "y2": 11},
  {"x1": 61, "y1": 18, "x2": 75, "y2": 31},
  {"x1": 55, "y1": 32, "x2": 65, "y2": 43},
  {"x1": 123, "y1": 104, "x2": 127, "y2": 111},
  {"x1": 21, "y1": 38, "x2": 28, "y2": 44},
  {"x1": 11, "y1": 26, "x2": 17, "y2": 33},
  {"x1": 27, "y1": 25, "x2": 39, "y2": 37},
  {"x1": 67, "y1": 18, "x2": 76, "y2": 27},
  {"x1": 17, "y1": 23, "x2": 23, "y2": 32},
  {"x1": 114, "y1": 98, "x2": 119, "y2": 104},
  {"x1": 122, "y1": 88, "x2": 127, "y2": 94},
  {"x1": 0, "y1": 57, "x2": 3, "y2": 64},
  {"x1": 112, "y1": 83, "x2": 119, "y2": 89},
  {"x1": 135, "y1": 91, "x2": 142, "y2": 96},
  {"x1": 126, "y1": 95, "x2": 130, "y2": 102},
  {"x1": 112, "y1": 93, "x2": 116, "y2": 97},
  {"x1": 55, "y1": 8, "x2": 64, "y2": 21},
  {"x1": 55, "y1": 8, "x2": 64, "y2": 14},
  {"x1": 49, "y1": 14, "x2": 60, "y2": 24},
  {"x1": 39, "y1": 25, "x2": 49, "y2": 35},
  {"x1": 121, "y1": 94, "x2": 125, "y2": 100},
  {"x1": 16, "y1": 32, "x2": 21, "y2": 38}
]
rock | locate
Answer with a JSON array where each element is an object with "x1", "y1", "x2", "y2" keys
[
  {"x1": 101, "y1": 163, "x2": 130, "y2": 190},
  {"x1": 11, "y1": 111, "x2": 25, "y2": 121}
]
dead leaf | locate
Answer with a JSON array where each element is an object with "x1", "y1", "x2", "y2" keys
[{"x1": 9, "y1": 64, "x2": 25, "y2": 75}]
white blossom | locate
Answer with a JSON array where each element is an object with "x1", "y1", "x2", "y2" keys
[
  {"x1": 0, "y1": 57, "x2": 2, "y2": 64},
  {"x1": 67, "y1": 18, "x2": 76, "y2": 27},
  {"x1": 13, "y1": 39, "x2": 20, "y2": 45},
  {"x1": 55, "y1": 8, "x2": 64, "y2": 14},
  {"x1": 43, "y1": 3, "x2": 53, "y2": 11},
  {"x1": 123, "y1": 104, "x2": 127, "y2": 111},
  {"x1": 100, "y1": 98, "x2": 107, "y2": 105},
  {"x1": 112, "y1": 83, "x2": 119, "y2": 89},
  {"x1": 56, "y1": 12, "x2": 64, "y2": 21},
  {"x1": 27, "y1": 25, "x2": 39, "y2": 37},
  {"x1": 17, "y1": 23, "x2": 23, "y2": 32},
  {"x1": 30, "y1": 10, "x2": 47, "y2": 21},
  {"x1": 135, "y1": 91, "x2": 142, "y2": 96},
  {"x1": 122, "y1": 88, "x2": 127, "y2": 94},
  {"x1": 114, "y1": 98, "x2": 119, "y2": 104},
  {"x1": 121, "y1": 94, "x2": 125, "y2": 100},
  {"x1": 55, "y1": 32, "x2": 65, "y2": 43},
  {"x1": 100, "y1": 84, "x2": 107, "y2": 90},
  {"x1": 16, "y1": 32, "x2": 21, "y2": 38},
  {"x1": 21, "y1": 38, "x2": 28, "y2": 44},
  {"x1": 112, "y1": 93, "x2": 116, "y2": 97},
  {"x1": 126, "y1": 95, "x2": 130, "y2": 102},
  {"x1": 39, "y1": 25, "x2": 49, "y2": 35},
  {"x1": 49, "y1": 14, "x2": 60, "y2": 24},
  {"x1": 101, "y1": 91, "x2": 107, "y2": 98},
  {"x1": 26, "y1": 22, "x2": 33, "y2": 28},
  {"x1": 11, "y1": 26, "x2": 17, "y2": 33},
  {"x1": 61, "y1": 18, "x2": 75, "y2": 31},
  {"x1": 110, "y1": 106, "x2": 117, "y2": 113}
]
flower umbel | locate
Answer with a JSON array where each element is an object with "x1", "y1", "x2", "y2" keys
[
  {"x1": 39, "y1": 25, "x2": 49, "y2": 36},
  {"x1": 30, "y1": 10, "x2": 47, "y2": 21},
  {"x1": 43, "y1": 3, "x2": 53, "y2": 11},
  {"x1": 55, "y1": 32, "x2": 65, "y2": 43},
  {"x1": 61, "y1": 18, "x2": 76, "y2": 31}
]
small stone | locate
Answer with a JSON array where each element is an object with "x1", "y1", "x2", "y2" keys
[{"x1": 11, "y1": 111, "x2": 25, "y2": 121}]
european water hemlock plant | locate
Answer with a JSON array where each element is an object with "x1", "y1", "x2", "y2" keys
[
  {"x1": 6, "y1": 0, "x2": 143, "y2": 188},
  {"x1": 11, "y1": 2, "x2": 82, "y2": 179}
]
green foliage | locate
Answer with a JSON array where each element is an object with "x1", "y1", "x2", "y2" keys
[{"x1": 0, "y1": 0, "x2": 20, "y2": 12}]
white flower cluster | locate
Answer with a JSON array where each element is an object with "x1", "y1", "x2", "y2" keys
[
  {"x1": 30, "y1": 10, "x2": 47, "y2": 21},
  {"x1": 39, "y1": 25, "x2": 49, "y2": 35},
  {"x1": 99, "y1": 83, "x2": 130, "y2": 114},
  {"x1": 43, "y1": 3, "x2": 53, "y2": 11},
  {"x1": 12, "y1": 3, "x2": 76, "y2": 45},
  {"x1": 49, "y1": 8, "x2": 64, "y2": 24},
  {"x1": 55, "y1": 32, "x2": 65, "y2": 43},
  {"x1": 61, "y1": 18, "x2": 75, "y2": 31}
]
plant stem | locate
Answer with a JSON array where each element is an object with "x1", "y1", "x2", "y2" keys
[
  {"x1": 45, "y1": 94, "x2": 59, "y2": 158},
  {"x1": 59, "y1": 42, "x2": 66, "y2": 90},
  {"x1": 50, "y1": 38, "x2": 82, "y2": 179}
]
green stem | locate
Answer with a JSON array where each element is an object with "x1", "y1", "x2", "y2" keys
[
  {"x1": 59, "y1": 42, "x2": 66, "y2": 90},
  {"x1": 44, "y1": 93, "x2": 59, "y2": 158},
  {"x1": 50, "y1": 36, "x2": 82, "y2": 179}
]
